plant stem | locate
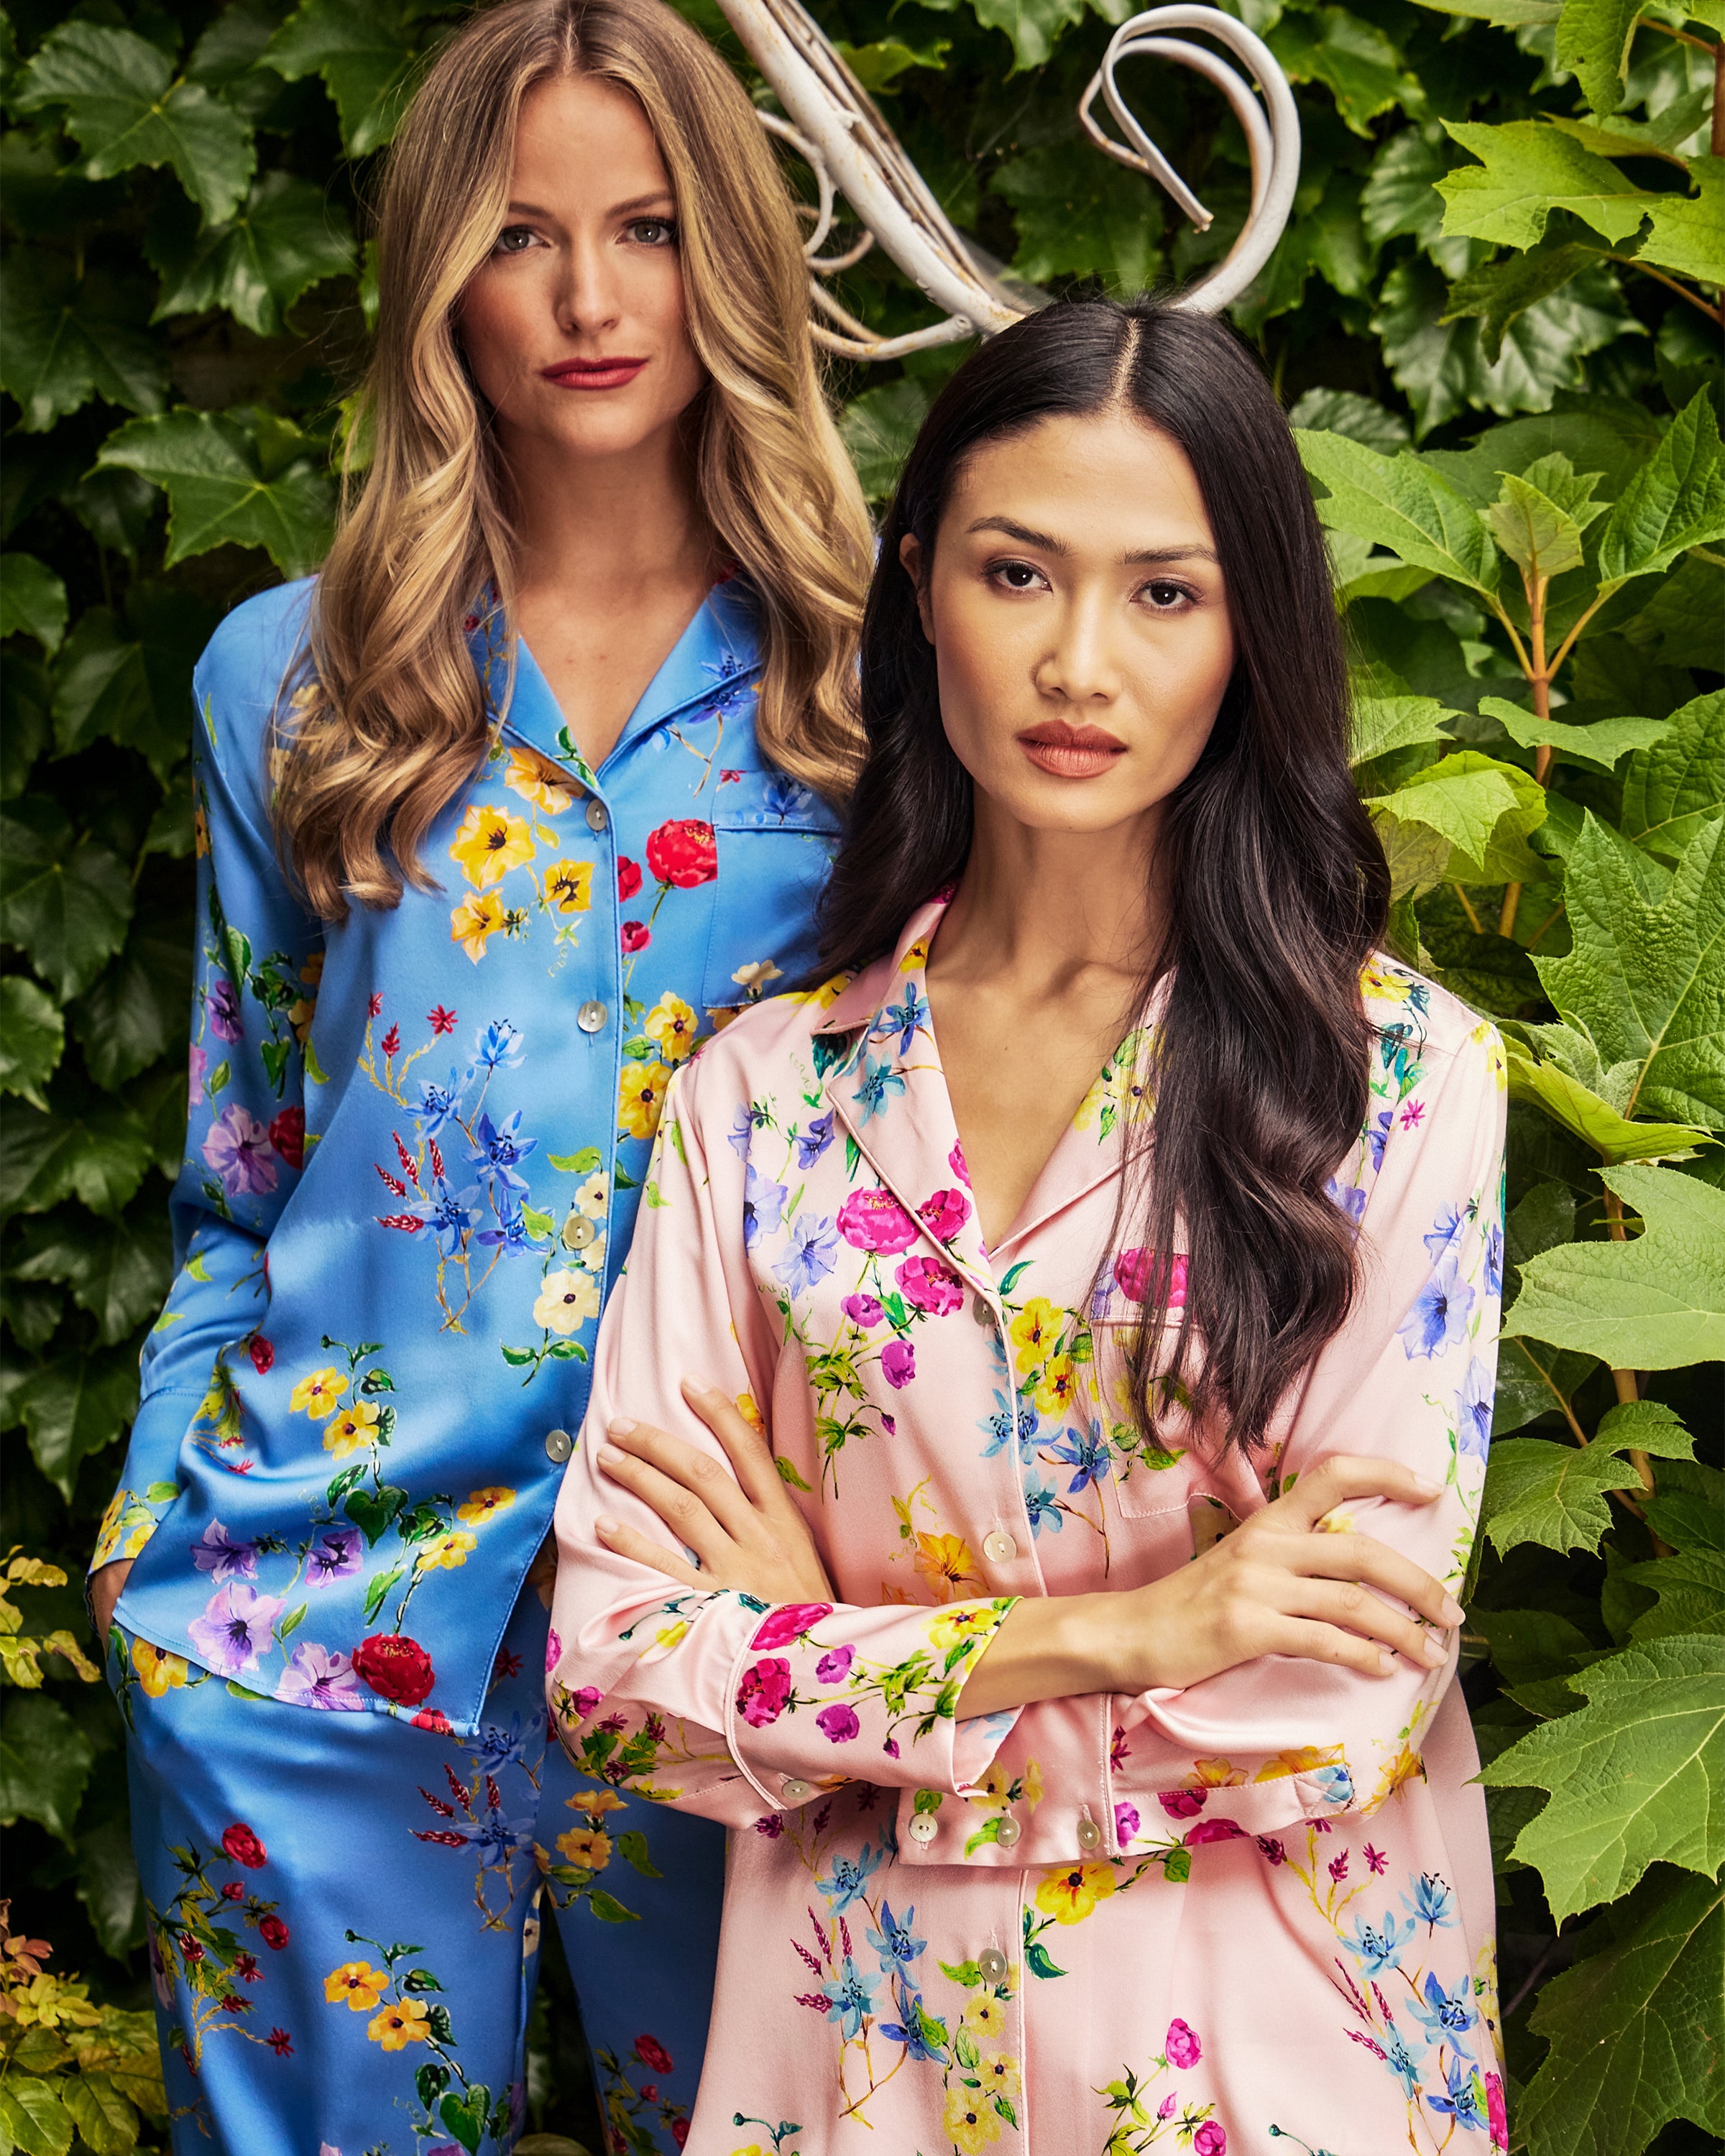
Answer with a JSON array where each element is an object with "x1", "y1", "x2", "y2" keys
[
  {"x1": 1453, "y1": 883, "x2": 1484, "y2": 935},
  {"x1": 1602, "y1": 1189, "x2": 1672, "y2": 1551},
  {"x1": 1525, "y1": 903, "x2": 1565, "y2": 952},
  {"x1": 1715, "y1": 36, "x2": 1725, "y2": 158},
  {"x1": 1499, "y1": 578, "x2": 1552, "y2": 939}
]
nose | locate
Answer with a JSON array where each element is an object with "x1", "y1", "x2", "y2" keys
[
  {"x1": 555, "y1": 230, "x2": 623, "y2": 339},
  {"x1": 1033, "y1": 585, "x2": 1121, "y2": 708}
]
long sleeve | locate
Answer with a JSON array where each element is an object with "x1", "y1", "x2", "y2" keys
[
  {"x1": 547, "y1": 1049, "x2": 1017, "y2": 1828},
  {"x1": 92, "y1": 603, "x2": 324, "y2": 1569}
]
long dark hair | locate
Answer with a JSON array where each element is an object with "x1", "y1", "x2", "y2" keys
[{"x1": 819, "y1": 297, "x2": 1390, "y2": 1455}]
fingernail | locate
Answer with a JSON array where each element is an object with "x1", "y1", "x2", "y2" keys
[
  {"x1": 598, "y1": 1445, "x2": 625, "y2": 1470},
  {"x1": 681, "y1": 1376, "x2": 719, "y2": 1397},
  {"x1": 1412, "y1": 1475, "x2": 1442, "y2": 1499},
  {"x1": 1441, "y1": 1595, "x2": 1465, "y2": 1626},
  {"x1": 595, "y1": 1514, "x2": 620, "y2": 1534},
  {"x1": 1422, "y1": 1634, "x2": 1447, "y2": 1665},
  {"x1": 607, "y1": 1416, "x2": 637, "y2": 1437},
  {"x1": 1377, "y1": 1649, "x2": 1395, "y2": 1675}
]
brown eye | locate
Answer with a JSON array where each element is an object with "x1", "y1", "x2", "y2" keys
[
  {"x1": 627, "y1": 218, "x2": 677, "y2": 247},
  {"x1": 1144, "y1": 580, "x2": 1190, "y2": 608},
  {"x1": 494, "y1": 226, "x2": 538, "y2": 254}
]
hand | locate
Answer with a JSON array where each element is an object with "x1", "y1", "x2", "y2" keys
[
  {"x1": 593, "y1": 1378, "x2": 836, "y2": 1606},
  {"x1": 957, "y1": 1455, "x2": 1465, "y2": 1718},
  {"x1": 91, "y1": 1558, "x2": 132, "y2": 1646}
]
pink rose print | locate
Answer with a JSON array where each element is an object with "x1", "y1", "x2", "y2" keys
[
  {"x1": 202, "y1": 1105, "x2": 278, "y2": 1198},
  {"x1": 816, "y1": 1703, "x2": 860, "y2": 1743},
  {"x1": 248, "y1": 1335, "x2": 274, "y2": 1375},
  {"x1": 1165, "y1": 2018, "x2": 1201, "y2": 2070},
  {"x1": 1158, "y1": 1788, "x2": 1207, "y2": 1818},
  {"x1": 1114, "y1": 1247, "x2": 1188, "y2": 1307},
  {"x1": 815, "y1": 1645, "x2": 854, "y2": 1683},
  {"x1": 949, "y1": 1140, "x2": 970, "y2": 1187},
  {"x1": 1486, "y1": 2071, "x2": 1508, "y2": 2150},
  {"x1": 736, "y1": 1656, "x2": 794, "y2": 1728},
  {"x1": 917, "y1": 1187, "x2": 971, "y2": 1240},
  {"x1": 837, "y1": 1187, "x2": 918, "y2": 1255},
  {"x1": 1184, "y1": 1818, "x2": 1246, "y2": 1845},
  {"x1": 1114, "y1": 1802, "x2": 1140, "y2": 1844},
  {"x1": 635, "y1": 2034, "x2": 674, "y2": 2074},
  {"x1": 1192, "y1": 2125, "x2": 1225, "y2": 2156},
  {"x1": 895, "y1": 1255, "x2": 964, "y2": 1315},
  {"x1": 620, "y1": 921, "x2": 650, "y2": 953},
  {"x1": 567, "y1": 1685, "x2": 603, "y2": 1721},
  {"x1": 221, "y1": 1823, "x2": 267, "y2": 1869},
  {"x1": 842, "y1": 1293, "x2": 885, "y2": 1329},
  {"x1": 750, "y1": 1604, "x2": 833, "y2": 1651},
  {"x1": 188, "y1": 1042, "x2": 207, "y2": 1106},
  {"x1": 545, "y1": 1627, "x2": 562, "y2": 1672},
  {"x1": 881, "y1": 1340, "x2": 916, "y2": 1389},
  {"x1": 645, "y1": 819, "x2": 717, "y2": 889}
]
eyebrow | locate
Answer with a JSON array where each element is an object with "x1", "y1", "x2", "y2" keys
[
  {"x1": 503, "y1": 193, "x2": 676, "y2": 220},
  {"x1": 965, "y1": 516, "x2": 1217, "y2": 566}
]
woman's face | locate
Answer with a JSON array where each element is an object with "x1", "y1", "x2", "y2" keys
[
  {"x1": 902, "y1": 408, "x2": 1236, "y2": 842},
  {"x1": 457, "y1": 73, "x2": 707, "y2": 466}
]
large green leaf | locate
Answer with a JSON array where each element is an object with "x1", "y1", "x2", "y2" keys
[
  {"x1": 1441, "y1": 238, "x2": 1604, "y2": 365},
  {"x1": 1480, "y1": 1634, "x2": 1725, "y2": 1920},
  {"x1": 1267, "y1": 6, "x2": 1420, "y2": 134},
  {"x1": 1479, "y1": 694, "x2": 1666, "y2": 773},
  {"x1": 12, "y1": 1349, "x2": 141, "y2": 1501},
  {"x1": 0, "y1": 248, "x2": 167, "y2": 434},
  {"x1": 1595, "y1": 392, "x2": 1725, "y2": 593},
  {"x1": 1621, "y1": 692, "x2": 1724, "y2": 866},
  {"x1": 1368, "y1": 749, "x2": 1547, "y2": 882},
  {"x1": 1506, "y1": 1161, "x2": 1725, "y2": 1367},
  {"x1": 60, "y1": 2072, "x2": 139, "y2": 2156},
  {"x1": 98, "y1": 407, "x2": 336, "y2": 574},
  {"x1": 1480, "y1": 1401, "x2": 1695, "y2": 1557},
  {"x1": 264, "y1": 0, "x2": 431, "y2": 150},
  {"x1": 53, "y1": 586, "x2": 216, "y2": 782},
  {"x1": 1519, "y1": 1869, "x2": 1725, "y2": 2155},
  {"x1": 1296, "y1": 428, "x2": 1500, "y2": 592},
  {"x1": 0, "y1": 796, "x2": 134, "y2": 1000},
  {"x1": 0, "y1": 553, "x2": 68, "y2": 653},
  {"x1": 1533, "y1": 812, "x2": 1724, "y2": 1131},
  {"x1": 1437, "y1": 119, "x2": 1650, "y2": 251},
  {"x1": 838, "y1": 378, "x2": 932, "y2": 506},
  {"x1": 994, "y1": 144, "x2": 1162, "y2": 293},
  {"x1": 1503, "y1": 1031, "x2": 1714, "y2": 1163},
  {"x1": 0, "y1": 1102, "x2": 155, "y2": 1219},
  {"x1": 152, "y1": 169, "x2": 356, "y2": 336},
  {"x1": 0, "y1": 977, "x2": 64, "y2": 1110},
  {"x1": 14, "y1": 21, "x2": 255, "y2": 225},
  {"x1": 1637, "y1": 156, "x2": 1724, "y2": 287},
  {"x1": 1552, "y1": 0, "x2": 1640, "y2": 114},
  {"x1": 75, "y1": 918, "x2": 195, "y2": 1092},
  {"x1": 1350, "y1": 693, "x2": 1455, "y2": 764},
  {"x1": 11, "y1": 1209, "x2": 173, "y2": 1345},
  {"x1": 0, "y1": 1690, "x2": 96, "y2": 1843}
]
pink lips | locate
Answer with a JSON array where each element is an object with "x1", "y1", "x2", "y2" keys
[
  {"x1": 540, "y1": 356, "x2": 648, "y2": 392},
  {"x1": 1016, "y1": 719, "x2": 1128, "y2": 779}
]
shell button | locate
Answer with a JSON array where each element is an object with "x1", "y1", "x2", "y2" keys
[
  {"x1": 781, "y1": 1778, "x2": 811, "y2": 1802},
  {"x1": 585, "y1": 799, "x2": 609, "y2": 831},
  {"x1": 544, "y1": 1427, "x2": 574, "y2": 1464},
  {"x1": 1076, "y1": 1816, "x2": 1103, "y2": 1851},
  {"x1": 577, "y1": 1000, "x2": 607, "y2": 1033},
  {"x1": 562, "y1": 1212, "x2": 597, "y2": 1250},
  {"x1": 978, "y1": 1947, "x2": 1009, "y2": 1984},
  {"x1": 972, "y1": 1294, "x2": 995, "y2": 1327},
  {"x1": 994, "y1": 1815, "x2": 1021, "y2": 1850},
  {"x1": 983, "y1": 1529, "x2": 1018, "y2": 1565},
  {"x1": 907, "y1": 1813, "x2": 938, "y2": 1845}
]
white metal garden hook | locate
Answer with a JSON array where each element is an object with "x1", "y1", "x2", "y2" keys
[{"x1": 712, "y1": 0, "x2": 1302, "y2": 357}]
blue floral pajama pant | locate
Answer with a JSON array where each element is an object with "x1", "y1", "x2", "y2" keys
[{"x1": 112, "y1": 1581, "x2": 723, "y2": 2156}]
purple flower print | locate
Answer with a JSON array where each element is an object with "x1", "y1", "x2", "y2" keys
[
  {"x1": 188, "y1": 1043, "x2": 207, "y2": 1107},
  {"x1": 305, "y1": 1526, "x2": 363, "y2": 1588},
  {"x1": 201, "y1": 1105, "x2": 278, "y2": 1198},
  {"x1": 815, "y1": 1645, "x2": 855, "y2": 1684},
  {"x1": 545, "y1": 1627, "x2": 561, "y2": 1672},
  {"x1": 1165, "y1": 2019, "x2": 1201, "y2": 2070},
  {"x1": 742, "y1": 1164, "x2": 788, "y2": 1249},
  {"x1": 773, "y1": 1213, "x2": 840, "y2": 1297},
  {"x1": 816, "y1": 1703, "x2": 860, "y2": 1743},
  {"x1": 881, "y1": 1340, "x2": 916, "y2": 1390},
  {"x1": 795, "y1": 1110, "x2": 834, "y2": 1169},
  {"x1": 188, "y1": 1582, "x2": 285, "y2": 1677},
  {"x1": 1115, "y1": 1802, "x2": 1141, "y2": 1845},
  {"x1": 208, "y1": 976, "x2": 244, "y2": 1044},
  {"x1": 842, "y1": 1294, "x2": 885, "y2": 1330},
  {"x1": 466, "y1": 1108, "x2": 537, "y2": 1195},
  {"x1": 1456, "y1": 1356, "x2": 1494, "y2": 1460},
  {"x1": 1398, "y1": 1249, "x2": 1474, "y2": 1360},
  {"x1": 275, "y1": 1641, "x2": 364, "y2": 1710},
  {"x1": 894, "y1": 1255, "x2": 964, "y2": 1315},
  {"x1": 190, "y1": 1519, "x2": 258, "y2": 1583},
  {"x1": 1159, "y1": 1788, "x2": 1206, "y2": 1818},
  {"x1": 735, "y1": 1656, "x2": 794, "y2": 1728}
]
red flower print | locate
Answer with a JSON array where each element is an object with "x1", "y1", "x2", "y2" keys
[
  {"x1": 1256, "y1": 1836, "x2": 1286, "y2": 1865},
  {"x1": 1400, "y1": 1099, "x2": 1427, "y2": 1130},
  {"x1": 179, "y1": 1933, "x2": 203, "y2": 1963},
  {"x1": 1486, "y1": 2071, "x2": 1508, "y2": 2150},
  {"x1": 735, "y1": 1656, "x2": 794, "y2": 1727},
  {"x1": 235, "y1": 1952, "x2": 260, "y2": 1983},
  {"x1": 428, "y1": 1005, "x2": 458, "y2": 1035},
  {"x1": 268, "y1": 1107, "x2": 305, "y2": 1171},
  {"x1": 620, "y1": 921, "x2": 650, "y2": 953},
  {"x1": 221, "y1": 1881, "x2": 244, "y2": 1902},
  {"x1": 492, "y1": 1646, "x2": 523, "y2": 1682},
  {"x1": 379, "y1": 1213, "x2": 426, "y2": 1233},
  {"x1": 672, "y1": 2122, "x2": 690, "y2": 2149},
  {"x1": 617, "y1": 857, "x2": 643, "y2": 902},
  {"x1": 221, "y1": 1993, "x2": 247, "y2": 2012},
  {"x1": 381, "y1": 1023, "x2": 401, "y2": 1058},
  {"x1": 412, "y1": 1706, "x2": 452, "y2": 1734},
  {"x1": 367, "y1": 992, "x2": 383, "y2": 1018},
  {"x1": 719, "y1": 768, "x2": 743, "y2": 783},
  {"x1": 221, "y1": 1823, "x2": 267, "y2": 1869},
  {"x1": 1364, "y1": 1842, "x2": 1387, "y2": 1874},
  {"x1": 635, "y1": 2034, "x2": 674, "y2": 2075},
  {"x1": 247, "y1": 1335, "x2": 274, "y2": 1375},
  {"x1": 949, "y1": 1140, "x2": 970, "y2": 1187},
  {"x1": 836, "y1": 1187, "x2": 917, "y2": 1256},
  {"x1": 645, "y1": 819, "x2": 717, "y2": 889},
  {"x1": 894, "y1": 1254, "x2": 964, "y2": 1315},
  {"x1": 640, "y1": 2083, "x2": 659, "y2": 2104},
  {"x1": 1329, "y1": 1851, "x2": 1349, "y2": 1881},
  {"x1": 353, "y1": 1632, "x2": 436, "y2": 1706},
  {"x1": 750, "y1": 1604, "x2": 832, "y2": 1651},
  {"x1": 258, "y1": 1915, "x2": 290, "y2": 1950},
  {"x1": 267, "y1": 2027, "x2": 293, "y2": 2057}
]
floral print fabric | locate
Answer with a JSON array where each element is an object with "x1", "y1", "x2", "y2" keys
[{"x1": 548, "y1": 900, "x2": 1509, "y2": 2155}]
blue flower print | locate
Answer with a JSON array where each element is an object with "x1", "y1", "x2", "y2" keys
[
  {"x1": 880, "y1": 1987, "x2": 945, "y2": 2063},
  {"x1": 762, "y1": 768, "x2": 816, "y2": 819},
  {"x1": 816, "y1": 1839, "x2": 886, "y2": 1912},
  {"x1": 1366, "y1": 1108, "x2": 1394, "y2": 1171},
  {"x1": 1402, "y1": 1871, "x2": 1456, "y2": 1932},
  {"x1": 707, "y1": 653, "x2": 757, "y2": 719},
  {"x1": 795, "y1": 1110, "x2": 835, "y2": 1169},
  {"x1": 1341, "y1": 1909, "x2": 1415, "y2": 1977},
  {"x1": 475, "y1": 1203, "x2": 541, "y2": 1256},
  {"x1": 865, "y1": 1901, "x2": 926, "y2": 1973},
  {"x1": 875, "y1": 989, "x2": 929, "y2": 1058},
  {"x1": 851, "y1": 1054, "x2": 906, "y2": 1125},
  {"x1": 466, "y1": 1712, "x2": 537, "y2": 1774},
  {"x1": 1024, "y1": 1477, "x2": 1063, "y2": 1539},
  {"x1": 1423, "y1": 1203, "x2": 1471, "y2": 1262},
  {"x1": 743, "y1": 1164, "x2": 788, "y2": 1249},
  {"x1": 468, "y1": 1019, "x2": 524, "y2": 1076},
  {"x1": 774, "y1": 1212, "x2": 840, "y2": 1297},
  {"x1": 728, "y1": 1100, "x2": 773, "y2": 1159},
  {"x1": 1383, "y1": 2021, "x2": 1424, "y2": 2100},
  {"x1": 817, "y1": 1956, "x2": 878, "y2": 2040},
  {"x1": 415, "y1": 1069, "x2": 464, "y2": 1136},
  {"x1": 1048, "y1": 1420, "x2": 1110, "y2": 1495},
  {"x1": 1484, "y1": 1221, "x2": 1504, "y2": 1299},
  {"x1": 412, "y1": 1177, "x2": 484, "y2": 1256},
  {"x1": 1409, "y1": 1970, "x2": 1476, "y2": 2043},
  {"x1": 1326, "y1": 1175, "x2": 1367, "y2": 1229},
  {"x1": 190, "y1": 1520, "x2": 258, "y2": 1583},
  {"x1": 1310, "y1": 1762, "x2": 1356, "y2": 1807},
  {"x1": 978, "y1": 1390, "x2": 1039, "y2": 1463},
  {"x1": 467, "y1": 1109, "x2": 537, "y2": 1195},
  {"x1": 441, "y1": 1805, "x2": 536, "y2": 1868},
  {"x1": 1426, "y1": 2053, "x2": 1488, "y2": 2133},
  {"x1": 1455, "y1": 1359, "x2": 1494, "y2": 1462},
  {"x1": 1397, "y1": 1250, "x2": 1474, "y2": 1360}
]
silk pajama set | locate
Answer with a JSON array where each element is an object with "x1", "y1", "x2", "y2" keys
[
  {"x1": 546, "y1": 904, "x2": 1512, "y2": 2156},
  {"x1": 90, "y1": 572, "x2": 840, "y2": 2156}
]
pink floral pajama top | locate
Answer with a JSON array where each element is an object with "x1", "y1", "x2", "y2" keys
[{"x1": 548, "y1": 898, "x2": 1509, "y2": 2156}]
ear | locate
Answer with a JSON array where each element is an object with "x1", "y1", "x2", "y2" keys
[{"x1": 898, "y1": 532, "x2": 934, "y2": 645}]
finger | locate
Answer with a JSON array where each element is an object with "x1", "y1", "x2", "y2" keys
[
  {"x1": 1283, "y1": 1531, "x2": 1465, "y2": 1630},
  {"x1": 681, "y1": 1378, "x2": 786, "y2": 1511},
  {"x1": 1272, "y1": 1455, "x2": 1443, "y2": 1532},
  {"x1": 1287, "y1": 1580, "x2": 1450, "y2": 1669},
  {"x1": 596, "y1": 1442, "x2": 742, "y2": 1571},
  {"x1": 1269, "y1": 1614, "x2": 1402, "y2": 1679},
  {"x1": 593, "y1": 1513, "x2": 707, "y2": 1592},
  {"x1": 602, "y1": 1417, "x2": 758, "y2": 1542}
]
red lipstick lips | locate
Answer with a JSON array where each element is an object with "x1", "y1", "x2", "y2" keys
[
  {"x1": 540, "y1": 356, "x2": 648, "y2": 391},
  {"x1": 1016, "y1": 717, "x2": 1127, "y2": 779}
]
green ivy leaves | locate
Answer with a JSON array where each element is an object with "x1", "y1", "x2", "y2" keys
[{"x1": 98, "y1": 407, "x2": 337, "y2": 574}]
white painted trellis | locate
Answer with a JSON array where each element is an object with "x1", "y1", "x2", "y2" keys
[{"x1": 719, "y1": 0, "x2": 1302, "y2": 357}]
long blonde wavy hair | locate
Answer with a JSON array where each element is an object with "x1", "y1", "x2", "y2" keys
[{"x1": 277, "y1": 0, "x2": 874, "y2": 919}]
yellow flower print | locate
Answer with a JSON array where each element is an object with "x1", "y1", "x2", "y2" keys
[
  {"x1": 928, "y1": 1606, "x2": 998, "y2": 1653},
  {"x1": 573, "y1": 1171, "x2": 609, "y2": 1220},
  {"x1": 730, "y1": 959, "x2": 783, "y2": 998},
  {"x1": 1033, "y1": 1860, "x2": 1116, "y2": 1926},
  {"x1": 978, "y1": 2053, "x2": 1022, "y2": 2104},
  {"x1": 1008, "y1": 1298, "x2": 1059, "y2": 1374},
  {"x1": 791, "y1": 969, "x2": 853, "y2": 1010},
  {"x1": 1367, "y1": 1743, "x2": 1427, "y2": 1812},
  {"x1": 290, "y1": 1365, "x2": 346, "y2": 1419},
  {"x1": 899, "y1": 937, "x2": 931, "y2": 974},
  {"x1": 132, "y1": 1637, "x2": 188, "y2": 1697},
  {"x1": 456, "y1": 1486, "x2": 516, "y2": 1526},
  {"x1": 618, "y1": 1060, "x2": 672, "y2": 1142},
  {"x1": 543, "y1": 859, "x2": 594, "y2": 913},
  {"x1": 571, "y1": 1787, "x2": 625, "y2": 1818},
  {"x1": 963, "y1": 1993, "x2": 1009, "y2": 2037},
  {"x1": 1033, "y1": 1353, "x2": 1078, "y2": 1416},
  {"x1": 450, "y1": 801, "x2": 535, "y2": 889},
  {"x1": 325, "y1": 1962, "x2": 388, "y2": 2012},
  {"x1": 1254, "y1": 1743, "x2": 1346, "y2": 1784},
  {"x1": 417, "y1": 1528, "x2": 478, "y2": 1573},
  {"x1": 1190, "y1": 1756, "x2": 1248, "y2": 1789},
  {"x1": 367, "y1": 1996, "x2": 431, "y2": 2050},
  {"x1": 557, "y1": 1825, "x2": 613, "y2": 1870},
  {"x1": 451, "y1": 890, "x2": 506, "y2": 962},
  {"x1": 735, "y1": 1391, "x2": 765, "y2": 1434},
  {"x1": 1361, "y1": 956, "x2": 1414, "y2": 1004},
  {"x1": 1469, "y1": 1018, "x2": 1508, "y2": 1090},
  {"x1": 943, "y1": 2083, "x2": 1003, "y2": 2155},
  {"x1": 644, "y1": 991, "x2": 700, "y2": 1061},
  {"x1": 913, "y1": 1531, "x2": 982, "y2": 1603},
  {"x1": 505, "y1": 747, "x2": 576, "y2": 814},
  {"x1": 323, "y1": 1398, "x2": 381, "y2": 1457},
  {"x1": 534, "y1": 1268, "x2": 601, "y2": 1335},
  {"x1": 193, "y1": 801, "x2": 211, "y2": 857}
]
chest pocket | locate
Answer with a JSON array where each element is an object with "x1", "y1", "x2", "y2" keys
[
  {"x1": 701, "y1": 770, "x2": 843, "y2": 1017},
  {"x1": 1091, "y1": 1279, "x2": 1214, "y2": 1524}
]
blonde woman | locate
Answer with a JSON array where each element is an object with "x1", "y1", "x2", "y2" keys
[{"x1": 84, "y1": 1, "x2": 872, "y2": 2146}]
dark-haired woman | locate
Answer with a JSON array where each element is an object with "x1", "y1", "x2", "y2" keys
[{"x1": 546, "y1": 298, "x2": 1507, "y2": 2156}]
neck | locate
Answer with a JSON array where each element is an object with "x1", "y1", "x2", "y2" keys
[
  {"x1": 932, "y1": 796, "x2": 1169, "y2": 1006},
  {"x1": 497, "y1": 416, "x2": 713, "y2": 604}
]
